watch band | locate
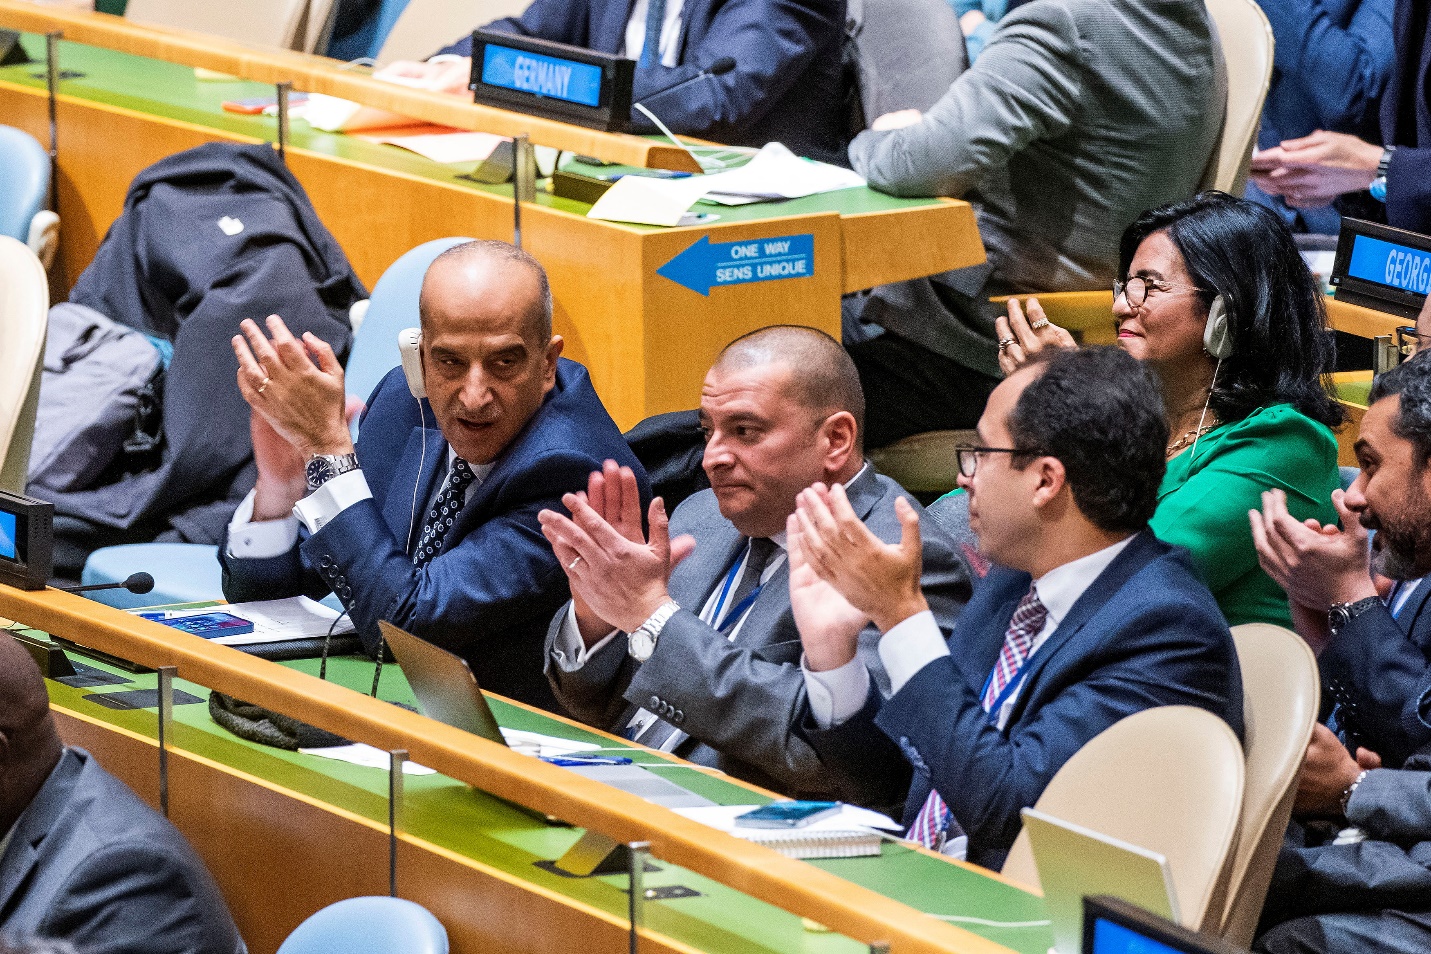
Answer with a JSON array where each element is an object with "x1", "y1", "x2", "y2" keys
[
  {"x1": 1340, "y1": 768, "x2": 1370, "y2": 817},
  {"x1": 1377, "y1": 146, "x2": 1397, "y2": 179},
  {"x1": 305, "y1": 453, "x2": 361, "y2": 492},
  {"x1": 628, "y1": 599, "x2": 680, "y2": 661},
  {"x1": 1328, "y1": 595, "x2": 1382, "y2": 637}
]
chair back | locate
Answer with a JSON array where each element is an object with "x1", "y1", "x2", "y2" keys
[
  {"x1": 0, "y1": 236, "x2": 48, "y2": 494},
  {"x1": 1218, "y1": 624, "x2": 1319, "y2": 947},
  {"x1": 124, "y1": 0, "x2": 312, "y2": 50},
  {"x1": 277, "y1": 897, "x2": 448, "y2": 954},
  {"x1": 844, "y1": 0, "x2": 967, "y2": 129},
  {"x1": 1200, "y1": 0, "x2": 1274, "y2": 194},
  {"x1": 344, "y1": 237, "x2": 472, "y2": 412},
  {"x1": 0, "y1": 125, "x2": 48, "y2": 245},
  {"x1": 1000, "y1": 706, "x2": 1245, "y2": 933},
  {"x1": 867, "y1": 429, "x2": 976, "y2": 499},
  {"x1": 376, "y1": 0, "x2": 533, "y2": 64}
]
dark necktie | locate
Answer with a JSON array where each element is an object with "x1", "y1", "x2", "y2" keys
[
  {"x1": 639, "y1": 0, "x2": 667, "y2": 68},
  {"x1": 629, "y1": 537, "x2": 777, "y2": 749},
  {"x1": 908, "y1": 586, "x2": 1047, "y2": 850},
  {"x1": 412, "y1": 458, "x2": 476, "y2": 567}
]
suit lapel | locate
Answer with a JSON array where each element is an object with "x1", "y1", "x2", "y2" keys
[
  {"x1": 668, "y1": 505, "x2": 745, "y2": 612},
  {"x1": 0, "y1": 751, "x2": 83, "y2": 917},
  {"x1": 1000, "y1": 532, "x2": 1159, "y2": 726},
  {"x1": 1398, "y1": 578, "x2": 1431, "y2": 650},
  {"x1": 381, "y1": 426, "x2": 448, "y2": 552}
]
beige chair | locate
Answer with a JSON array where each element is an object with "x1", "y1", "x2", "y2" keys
[
  {"x1": 1218, "y1": 624, "x2": 1320, "y2": 947},
  {"x1": 1201, "y1": 0, "x2": 1275, "y2": 195},
  {"x1": 375, "y1": 0, "x2": 533, "y2": 65},
  {"x1": 124, "y1": 0, "x2": 313, "y2": 50},
  {"x1": 0, "y1": 236, "x2": 49, "y2": 495},
  {"x1": 1000, "y1": 706, "x2": 1245, "y2": 933},
  {"x1": 868, "y1": 429, "x2": 976, "y2": 499}
]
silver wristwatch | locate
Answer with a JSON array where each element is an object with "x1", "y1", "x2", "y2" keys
[
  {"x1": 305, "y1": 453, "x2": 360, "y2": 491},
  {"x1": 628, "y1": 599, "x2": 680, "y2": 662}
]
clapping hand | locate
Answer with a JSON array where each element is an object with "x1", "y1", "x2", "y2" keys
[
  {"x1": 993, "y1": 297, "x2": 1077, "y2": 376},
  {"x1": 538, "y1": 461, "x2": 695, "y2": 643},
  {"x1": 1249, "y1": 488, "x2": 1377, "y2": 613},
  {"x1": 793, "y1": 484, "x2": 928, "y2": 634},
  {"x1": 1249, "y1": 131, "x2": 1382, "y2": 208},
  {"x1": 786, "y1": 512, "x2": 869, "y2": 672},
  {"x1": 1293, "y1": 723, "x2": 1382, "y2": 816}
]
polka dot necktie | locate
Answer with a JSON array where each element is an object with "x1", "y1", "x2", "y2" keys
[
  {"x1": 907, "y1": 586, "x2": 1047, "y2": 850},
  {"x1": 412, "y1": 458, "x2": 477, "y2": 567}
]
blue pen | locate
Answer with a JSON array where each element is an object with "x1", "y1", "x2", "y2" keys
[{"x1": 541, "y1": 755, "x2": 634, "y2": 767}]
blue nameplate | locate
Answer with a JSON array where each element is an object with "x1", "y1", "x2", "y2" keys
[
  {"x1": 469, "y1": 31, "x2": 635, "y2": 133},
  {"x1": 1331, "y1": 218, "x2": 1431, "y2": 320}
]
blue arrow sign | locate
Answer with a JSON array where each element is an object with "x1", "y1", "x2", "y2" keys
[{"x1": 657, "y1": 234, "x2": 815, "y2": 296}]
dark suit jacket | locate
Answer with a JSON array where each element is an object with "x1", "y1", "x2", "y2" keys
[
  {"x1": 220, "y1": 358, "x2": 647, "y2": 711},
  {"x1": 439, "y1": 0, "x2": 850, "y2": 165},
  {"x1": 1262, "y1": 747, "x2": 1431, "y2": 929},
  {"x1": 544, "y1": 466, "x2": 971, "y2": 801},
  {"x1": 0, "y1": 749, "x2": 245, "y2": 954},
  {"x1": 1319, "y1": 579, "x2": 1431, "y2": 768},
  {"x1": 1382, "y1": 0, "x2": 1431, "y2": 233},
  {"x1": 807, "y1": 530, "x2": 1245, "y2": 870}
]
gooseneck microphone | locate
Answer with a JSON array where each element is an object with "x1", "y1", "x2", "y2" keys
[
  {"x1": 59, "y1": 572, "x2": 156, "y2": 595},
  {"x1": 634, "y1": 56, "x2": 737, "y2": 105}
]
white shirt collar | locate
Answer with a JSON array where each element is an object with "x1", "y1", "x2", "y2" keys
[{"x1": 1031, "y1": 534, "x2": 1136, "y2": 629}]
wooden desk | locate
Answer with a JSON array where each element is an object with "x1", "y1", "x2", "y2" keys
[
  {"x1": 0, "y1": 585, "x2": 1049, "y2": 954},
  {"x1": 0, "y1": 15, "x2": 984, "y2": 429}
]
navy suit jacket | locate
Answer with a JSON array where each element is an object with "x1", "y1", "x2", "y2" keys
[
  {"x1": 0, "y1": 749, "x2": 245, "y2": 954},
  {"x1": 807, "y1": 530, "x2": 1245, "y2": 870},
  {"x1": 1319, "y1": 578, "x2": 1431, "y2": 768},
  {"x1": 439, "y1": 0, "x2": 850, "y2": 165},
  {"x1": 220, "y1": 358, "x2": 647, "y2": 711},
  {"x1": 1382, "y1": 0, "x2": 1431, "y2": 233}
]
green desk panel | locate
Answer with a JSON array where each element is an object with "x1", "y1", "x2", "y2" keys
[
  {"x1": 0, "y1": 34, "x2": 943, "y2": 231},
  {"x1": 18, "y1": 628, "x2": 1053, "y2": 954}
]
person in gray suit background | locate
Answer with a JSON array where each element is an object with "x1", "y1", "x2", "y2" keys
[
  {"x1": 537, "y1": 326, "x2": 970, "y2": 802},
  {"x1": 0, "y1": 635, "x2": 245, "y2": 954},
  {"x1": 842, "y1": 0, "x2": 1223, "y2": 448}
]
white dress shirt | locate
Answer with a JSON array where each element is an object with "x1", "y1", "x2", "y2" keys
[
  {"x1": 804, "y1": 535, "x2": 1135, "y2": 729},
  {"x1": 622, "y1": 0, "x2": 685, "y2": 68},
  {"x1": 227, "y1": 449, "x2": 492, "y2": 560}
]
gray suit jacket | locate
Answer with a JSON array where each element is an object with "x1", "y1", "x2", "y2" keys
[
  {"x1": 0, "y1": 749, "x2": 246, "y2": 954},
  {"x1": 544, "y1": 466, "x2": 971, "y2": 801},
  {"x1": 847, "y1": 0, "x2": 1221, "y2": 377}
]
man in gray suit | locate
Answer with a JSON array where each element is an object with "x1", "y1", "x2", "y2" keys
[
  {"x1": 537, "y1": 326, "x2": 969, "y2": 801},
  {"x1": 0, "y1": 635, "x2": 246, "y2": 954},
  {"x1": 843, "y1": 0, "x2": 1223, "y2": 447}
]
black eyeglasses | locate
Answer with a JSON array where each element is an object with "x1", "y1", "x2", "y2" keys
[
  {"x1": 954, "y1": 444, "x2": 1040, "y2": 478},
  {"x1": 1113, "y1": 276, "x2": 1205, "y2": 309},
  {"x1": 1397, "y1": 326, "x2": 1431, "y2": 359}
]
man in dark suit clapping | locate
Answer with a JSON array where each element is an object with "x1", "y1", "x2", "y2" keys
[
  {"x1": 790, "y1": 346, "x2": 1245, "y2": 869},
  {"x1": 219, "y1": 240, "x2": 647, "y2": 712}
]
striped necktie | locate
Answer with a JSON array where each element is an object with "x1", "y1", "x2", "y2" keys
[
  {"x1": 639, "y1": 0, "x2": 667, "y2": 68},
  {"x1": 907, "y1": 587, "x2": 1048, "y2": 850}
]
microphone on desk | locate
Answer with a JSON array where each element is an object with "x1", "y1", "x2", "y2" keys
[
  {"x1": 58, "y1": 572, "x2": 156, "y2": 596},
  {"x1": 634, "y1": 56, "x2": 737, "y2": 106}
]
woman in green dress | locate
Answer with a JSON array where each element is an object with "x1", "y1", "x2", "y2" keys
[{"x1": 988, "y1": 191, "x2": 1343, "y2": 627}]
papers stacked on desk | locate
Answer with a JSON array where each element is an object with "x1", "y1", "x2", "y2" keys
[
  {"x1": 587, "y1": 143, "x2": 866, "y2": 227},
  {"x1": 131, "y1": 597, "x2": 352, "y2": 647}
]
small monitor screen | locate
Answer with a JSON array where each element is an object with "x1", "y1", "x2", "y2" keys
[
  {"x1": 1091, "y1": 918, "x2": 1186, "y2": 954},
  {"x1": 481, "y1": 43, "x2": 604, "y2": 108},
  {"x1": 1347, "y1": 233, "x2": 1431, "y2": 296},
  {"x1": 0, "y1": 510, "x2": 17, "y2": 562}
]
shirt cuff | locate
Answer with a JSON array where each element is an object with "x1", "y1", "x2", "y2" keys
[
  {"x1": 802, "y1": 653, "x2": 871, "y2": 730},
  {"x1": 426, "y1": 53, "x2": 466, "y2": 63},
  {"x1": 292, "y1": 470, "x2": 373, "y2": 535},
  {"x1": 226, "y1": 489, "x2": 300, "y2": 559},
  {"x1": 878, "y1": 610, "x2": 950, "y2": 696},
  {"x1": 550, "y1": 602, "x2": 621, "y2": 672}
]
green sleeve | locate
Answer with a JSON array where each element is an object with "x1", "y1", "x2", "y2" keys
[{"x1": 1149, "y1": 407, "x2": 1339, "y2": 595}]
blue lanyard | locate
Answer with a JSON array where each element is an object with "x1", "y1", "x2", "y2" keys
[
  {"x1": 978, "y1": 666, "x2": 1031, "y2": 725},
  {"x1": 708, "y1": 547, "x2": 766, "y2": 634}
]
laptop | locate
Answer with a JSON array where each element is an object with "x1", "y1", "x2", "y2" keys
[
  {"x1": 1083, "y1": 895, "x2": 1246, "y2": 954},
  {"x1": 378, "y1": 620, "x2": 713, "y2": 809},
  {"x1": 1022, "y1": 807, "x2": 1180, "y2": 954}
]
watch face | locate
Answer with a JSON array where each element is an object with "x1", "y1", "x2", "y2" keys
[
  {"x1": 306, "y1": 457, "x2": 334, "y2": 487},
  {"x1": 629, "y1": 629, "x2": 655, "y2": 661}
]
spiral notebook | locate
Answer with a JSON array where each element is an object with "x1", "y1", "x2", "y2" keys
[{"x1": 737, "y1": 828, "x2": 883, "y2": 859}]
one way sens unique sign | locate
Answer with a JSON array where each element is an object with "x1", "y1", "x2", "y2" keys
[{"x1": 658, "y1": 234, "x2": 815, "y2": 295}]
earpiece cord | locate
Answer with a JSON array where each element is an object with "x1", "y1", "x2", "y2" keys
[{"x1": 1189, "y1": 355, "x2": 1223, "y2": 461}]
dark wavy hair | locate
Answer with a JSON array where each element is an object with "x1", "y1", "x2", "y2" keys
[
  {"x1": 1007, "y1": 347, "x2": 1169, "y2": 534},
  {"x1": 1118, "y1": 192, "x2": 1343, "y2": 428}
]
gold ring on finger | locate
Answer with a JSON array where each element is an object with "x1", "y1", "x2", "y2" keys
[
  {"x1": 256, "y1": 377, "x2": 271, "y2": 395},
  {"x1": 1029, "y1": 319, "x2": 1050, "y2": 330},
  {"x1": 997, "y1": 337, "x2": 1016, "y2": 352}
]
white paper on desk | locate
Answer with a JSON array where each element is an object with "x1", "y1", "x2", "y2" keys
[
  {"x1": 131, "y1": 597, "x2": 354, "y2": 646},
  {"x1": 375, "y1": 131, "x2": 510, "y2": 164},
  {"x1": 587, "y1": 174, "x2": 716, "y2": 226},
  {"x1": 498, "y1": 728, "x2": 601, "y2": 757},
  {"x1": 300, "y1": 743, "x2": 437, "y2": 774},
  {"x1": 698, "y1": 142, "x2": 866, "y2": 201},
  {"x1": 672, "y1": 803, "x2": 902, "y2": 836}
]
